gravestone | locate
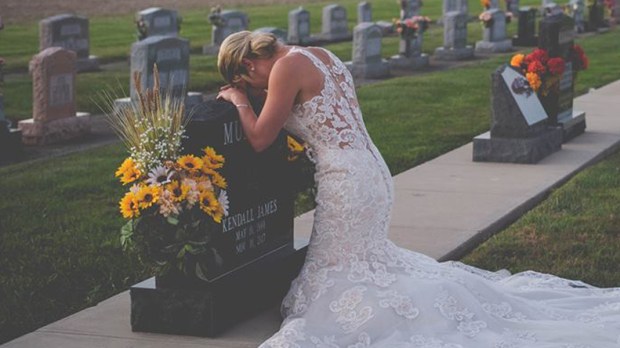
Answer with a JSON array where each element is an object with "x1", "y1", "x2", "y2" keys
[
  {"x1": 135, "y1": 8, "x2": 180, "y2": 40},
  {"x1": 473, "y1": 64, "x2": 563, "y2": 163},
  {"x1": 435, "y1": 11, "x2": 475, "y2": 60},
  {"x1": 114, "y1": 36, "x2": 202, "y2": 114},
  {"x1": 254, "y1": 27, "x2": 287, "y2": 43},
  {"x1": 507, "y1": 0, "x2": 520, "y2": 14},
  {"x1": 0, "y1": 17, "x2": 23, "y2": 163},
  {"x1": 512, "y1": 7, "x2": 538, "y2": 46},
  {"x1": 438, "y1": 0, "x2": 469, "y2": 24},
  {"x1": 288, "y1": 7, "x2": 312, "y2": 45},
  {"x1": 401, "y1": 0, "x2": 422, "y2": 17},
  {"x1": 489, "y1": 0, "x2": 500, "y2": 9},
  {"x1": 203, "y1": 10, "x2": 249, "y2": 55},
  {"x1": 358, "y1": 1, "x2": 372, "y2": 23},
  {"x1": 390, "y1": 0, "x2": 429, "y2": 70},
  {"x1": 39, "y1": 14, "x2": 99, "y2": 72},
  {"x1": 130, "y1": 99, "x2": 304, "y2": 337},
  {"x1": 568, "y1": 0, "x2": 586, "y2": 32},
  {"x1": 346, "y1": 23, "x2": 389, "y2": 79},
  {"x1": 18, "y1": 47, "x2": 90, "y2": 145},
  {"x1": 539, "y1": 13, "x2": 586, "y2": 141},
  {"x1": 475, "y1": 9, "x2": 513, "y2": 53},
  {"x1": 586, "y1": 0, "x2": 609, "y2": 32},
  {"x1": 320, "y1": 4, "x2": 352, "y2": 41},
  {"x1": 542, "y1": 1, "x2": 563, "y2": 17}
]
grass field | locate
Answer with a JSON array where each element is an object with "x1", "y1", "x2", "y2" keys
[{"x1": 1, "y1": 0, "x2": 619, "y2": 344}]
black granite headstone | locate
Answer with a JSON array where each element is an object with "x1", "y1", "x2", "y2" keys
[
  {"x1": 473, "y1": 64, "x2": 563, "y2": 163},
  {"x1": 130, "y1": 99, "x2": 306, "y2": 336},
  {"x1": 512, "y1": 7, "x2": 538, "y2": 46},
  {"x1": 0, "y1": 20, "x2": 23, "y2": 164}
]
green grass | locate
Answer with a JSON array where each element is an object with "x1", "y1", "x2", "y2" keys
[
  {"x1": 1, "y1": 0, "x2": 620, "y2": 344},
  {"x1": 463, "y1": 149, "x2": 620, "y2": 288}
]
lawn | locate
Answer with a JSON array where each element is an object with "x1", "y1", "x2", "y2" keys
[{"x1": 0, "y1": 0, "x2": 619, "y2": 344}]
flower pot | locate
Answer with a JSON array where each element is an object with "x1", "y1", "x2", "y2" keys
[{"x1": 539, "y1": 89, "x2": 560, "y2": 126}]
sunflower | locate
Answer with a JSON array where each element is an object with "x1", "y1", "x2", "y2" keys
[
  {"x1": 136, "y1": 185, "x2": 161, "y2": 209},
  {"x1": 199, "y1": 190, "x2": 223, "y2": 222},
  {"x1": 287, "y1": 136, "x2": 305, "y2": 161},
  {"x1": 177, "y1": 155, "x2": 203, "y2": 172},
  {"x1": 202, "y1": 146, "x2": 225, "y2": 169},
  {"x1": 166, "y1": 180, "x2": 189, "y2": 202},
  {"x1": 120, "y1": 166, "x2": 142, "y2": 185},
  {"x1": 115, "y1": 158, "x2": 135, "y2": 177},
  {"x1": 119, "y1": 192, "x2": 140, "y2": 219},
  {"x1": 211, "y1": 172, "x2": 228, "y2": 189}
]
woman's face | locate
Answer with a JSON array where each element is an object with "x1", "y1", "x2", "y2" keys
[{"x1": 240, "y1": 58, "x2": 271, "y2": 90}]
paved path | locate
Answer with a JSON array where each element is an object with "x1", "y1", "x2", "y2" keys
[{"x1": 3, "y1": 80, "x2": 620, "y2": 347}]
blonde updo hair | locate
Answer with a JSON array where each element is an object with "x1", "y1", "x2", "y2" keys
[{"x1": 217, "y1": 31, "x2": 279, "y2": 84}]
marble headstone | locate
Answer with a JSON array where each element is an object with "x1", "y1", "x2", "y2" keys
[
  {"x1": 475, "y1": 9, "x2": 513, "y2": 53},
  {"x1": 288, "y1": 7, "x2": 311, "y2": 45},
  {"x1": 18, "y1": 47, "x2": 90, "y2": 145},
  {"x1": 39, "y1": 14, "x2": 99, "y2": 72},
  {"x1": 435, "y1": 11, "x2": 475, "y2": 60},
  {"x1": 347, "y1": 23, "x2": 389, "y2": 79},
  {"x1": 135, "y1": 8, "x2": 180, "y2": 40},
  {"x1": 321, "y1": 4, "x2": 351, "y2": 41},
  {"x1": 358, "y1": 1, "x2": 372, "y2": 23},
  {"x1": 204, "y1": 10, "x2": 249, "y2": 55}
]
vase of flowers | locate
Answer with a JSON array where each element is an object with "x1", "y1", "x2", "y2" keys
[
  {"x1": 108, "y1": 65, "x2": 229, "y2": 286},
  {"x1": 393, "y1": 16, "x2": 431, "y2": 57}
]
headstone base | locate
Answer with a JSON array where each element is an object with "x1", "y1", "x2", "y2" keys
[
  {"x1": 314, "y1": 32, "x2": 353, "y2": 43},
  {"x1": 18, "y1": 112, "x2": 91, "y2": 145},
  {"x1": 472, "y1": 128, "x2": 563, "y2": 163},
  {"x1": 388, "y1": 54, "x2": 430, "y2": 70},
  {"x1": 202, "y1": 44, "x2": 220, "y2": 56},
  {"x1": 0, "y1": 125, "x2": 23, "y2": 163},
  {"x1": 76, "y1": 56, "x2": 100, "y2": 73},
  {"x1": 475, "y1": 39, "x2": 513, "y2": 53},
  {"x1": 130, "y1": 241, "x2": 307, "y2": 337},
  {"x1": 434, "y1": 46, "x2": 475, "y2": 60},
  {"x1": 558, "y1": 110, "x2": 586, "y2": 142},
  {"x1": 512, "y1": 35, "x2": 538, "y2": 47},
  {"x1": 345, "y1": 60, "x2": 390, "y2": 79}
]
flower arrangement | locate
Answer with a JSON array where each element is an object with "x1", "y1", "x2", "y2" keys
[
  {"x1": 481, "y1": 0, "x2": 491, "y2": 9},
  {"x1": 509, "y1": 45, "x2": 588, "y2": 96},
  {"x1": 108, "y1": 65, "x2": 229, "y2": 280},
  {"x1": 285, "y1": 134, "x2": 316, "y2": 200},
  {"x1": 479, "y1": 11, "x2": 494, "y2": 28},
  {"x1": 393, "y1": 16, "x2": 431, "y2": 39}
]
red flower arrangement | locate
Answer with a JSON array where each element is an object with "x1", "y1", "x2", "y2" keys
[{"x1": 570, "y1": 44, "x2": 589, "y2": 70}]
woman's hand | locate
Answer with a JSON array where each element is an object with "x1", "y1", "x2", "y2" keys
[{"x1": 216, "y1": 84, "x2": 250, "y2": 106}]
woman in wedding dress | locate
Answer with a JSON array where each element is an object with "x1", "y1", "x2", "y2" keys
[{"x1": 216, "y1": 31, "x2": 620, "y2": 348}]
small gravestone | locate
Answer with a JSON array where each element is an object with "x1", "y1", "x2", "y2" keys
[
  {"x1": 475, "y1": 9, "x2": 513, "y2": 53},
  {"x1": 539, "y1": 13, "x2": 586, "y2": 141},
  {"x1": 507, "y1": 0, "x2": 520, "y2": 15},
  {"x1": 130, "y1": 99, "x2": 303, "y2": 337},
  {"x1": 473, "y1": 65, "x2": 563, "y2": 163},
  {"x1": 586, "y1": 0, "x2": 609, "y2": 32},
  {"x1": 135, "y1": 8, "x2": 180, "y2": 40},
  {"x1": 320, "y1": 4, "x2": 351, "y2": 41},
  {"x1": 253, "y1": 27, "x2": 287, "y2": 43},
  {"x1": 18, "y1": 47, "x2": 90, "y2": 145},
  {"x1": 512, "y1": 7, "x2": 538, "y2": 46},
  {"x1": 203, "y1": 10, "x2": 249, "y2": 55},
  {"x1": 568, "y1": 0, "x2": 586, "y2": 32},
  {"x1": 438, "y1": 0, "x2": 469, "y2": 24},
  {"x1": 39, "y1": 14, "x2": 99, "y2": 72},
  {"x1": 490, "y1": 0, "x2": 500, "y2": 9},
  {"x1": 114, "y1": 36, "x2": 202, "y2": 114},
  {"x1": 358, "y1": 1, "x2": 372, "y2": 23},
  {"x1": 390, "y1": 0, "x2": 429, "y2": 70},
  {"x1": 287, "y1": 7, "x2": 312, "y2": 45},
  {"x1": 0, "y1": 17, "x2": 23, "y2": 163},
  {"x1": 542, "y1": 1, "x2": 563, "y2": 17},
  {"x1": 435, "y1": 11, "x2": 475, "y2": 60},
  {"x1": 346, "y1": 23, "x2": 389, "y2": 79}
]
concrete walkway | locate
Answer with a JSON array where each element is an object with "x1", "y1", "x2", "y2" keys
[{"x1": 3, "y1": 79, "x2": 620, "y2": 347}]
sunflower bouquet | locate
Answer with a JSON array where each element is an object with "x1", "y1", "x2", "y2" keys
[
  {"x1": 286, "y1": 134, "x2": 316, "y2": 201},
  {"x1": 109, "y1": 66, "x2": 229, "y2": 281}
]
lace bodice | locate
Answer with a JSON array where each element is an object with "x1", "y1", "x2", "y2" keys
[{"x1": 258, "y1": 47, "x2": 620, "y2": 348}]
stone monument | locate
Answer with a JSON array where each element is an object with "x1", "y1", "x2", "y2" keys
[
  {"x1": 506, "y1": 0, "x2": 520, "y2": 15},
  {"x1": 254, "y1": 27, "x2": 287, "y2": 42},
  {"x1": 473, "y1": 64, "x2": 563, "y2": 163},
  {"x1": 130, "y1": 99, "x2": 304, "y2": 337},
  {"x1": 475, "y1": 9, "x2": 513, "y2": 53},
  {"x1": 512, "y1": 7, "x2": 538, "y2": 46},
  {"x1": 18, "y1": 48, "x2": 91, "y2": 145},
  {"x1": 435, "y1": 11, "x2": 475, "y2": 60},
  {"x1": 203, "y1": 9, "x2": 249, "y2": 55},
  {"x1": 39, "y1": 14, "x2": 99, "y2": 72},
  {"x1": 439, "y1": 0, "x2": 469, "y2": 24},
  {"x1": 390, "y1": 0, "x2": 430, "y2": 70},
  {"x1": 538, "y1": 13, "x2": 586, "y2": 141},
  {"x1": 288, "y1": 7, "x2": 312, "y2": 45},
  {"x1": 0, "y1": 17, "x2": 23, "y2": 163},
  {"x1": 135, "y1": 8, "x2": 180, "y2": 40},
  {"x1": 568, "y1": 0, "x2": 586, "y2": 33},
  {"x1": 358, "y1": 1, "x2": 372, "y2": 23},
  {"x1": 319, "y1": 4, "x2": 352, "y2": 41},
  {"x1": 346, "y1": 23, "x2": 390, "y2": 79},
  {"x1": 586, "y1": 0, "x2": 609, "y2": 32}
]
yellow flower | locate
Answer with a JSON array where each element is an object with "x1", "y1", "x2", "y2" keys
[
  {"x1": 166, "y1": 180, "x2": 189, "y2": 202},
  {"x1": 510, "y1": 54, "x2": 525, "y2": 68},
  {"x1": 202, "y1": 147, "x2": 225, "y2": 169},
  {"x1": 115, "y1": 158, "x2": 134, "y2": 177},
  {"x1": 121, "y1": 166, "x2": 141, "y2": 185},
  {"x1": 526, "y1": 72, "x2": 542, "y2": 92},
  {"x1": 119, "y1": 192, "x2": 140, "y2": 219},
  {"x1": 177, "y1": 155, "x2": 203, "y2": 172},
  {"x1": 211, "y1": 172, "x2": 228, "y2": 189},
  {"x1": 199, "y1": 190, "x2": 223, "y2": 223},
  {"x1": 287, "y1": 136, "x2": 305, "y2": 161},
  {"x1": 136, "y1": 185, "x2": 161, "y2": 209}
]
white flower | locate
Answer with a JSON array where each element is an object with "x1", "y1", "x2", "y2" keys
[
  {"x1": 129, "y1": 183, "x2": 141, "y2": 194},
  {"x1": 146, "y1": 165, "x2": 173, "y2": 186},
  {"x1": 218, "y1": 190, "x2": 229, "y2": 216}
]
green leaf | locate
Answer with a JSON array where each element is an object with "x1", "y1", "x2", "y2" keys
[
  {"x1": 167, "y1": 216, "x2": 179, "y2": 225},
  {"x1": 120, "y1": 220, "x2": 134, "y2": 250}
]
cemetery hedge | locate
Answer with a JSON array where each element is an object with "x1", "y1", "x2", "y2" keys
[{"x1": 1, "y1": 0, "x2": 620, "y2": 344}]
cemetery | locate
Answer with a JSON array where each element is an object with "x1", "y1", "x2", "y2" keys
[{"x1": 0, "y1": 0, "x2": 620, "y2": 346}]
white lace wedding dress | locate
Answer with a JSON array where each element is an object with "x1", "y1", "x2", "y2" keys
[{"x1": 260, "y1": 46, "x2": 620, "y2": 347}]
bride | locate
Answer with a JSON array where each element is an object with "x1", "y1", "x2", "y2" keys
[{"x1": 216, "y1": 31, "x2": 620, "y2": 347}]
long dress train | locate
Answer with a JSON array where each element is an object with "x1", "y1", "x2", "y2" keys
[{"x1": 259, "y1": 46, "x2": 620, "y2": 347}]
